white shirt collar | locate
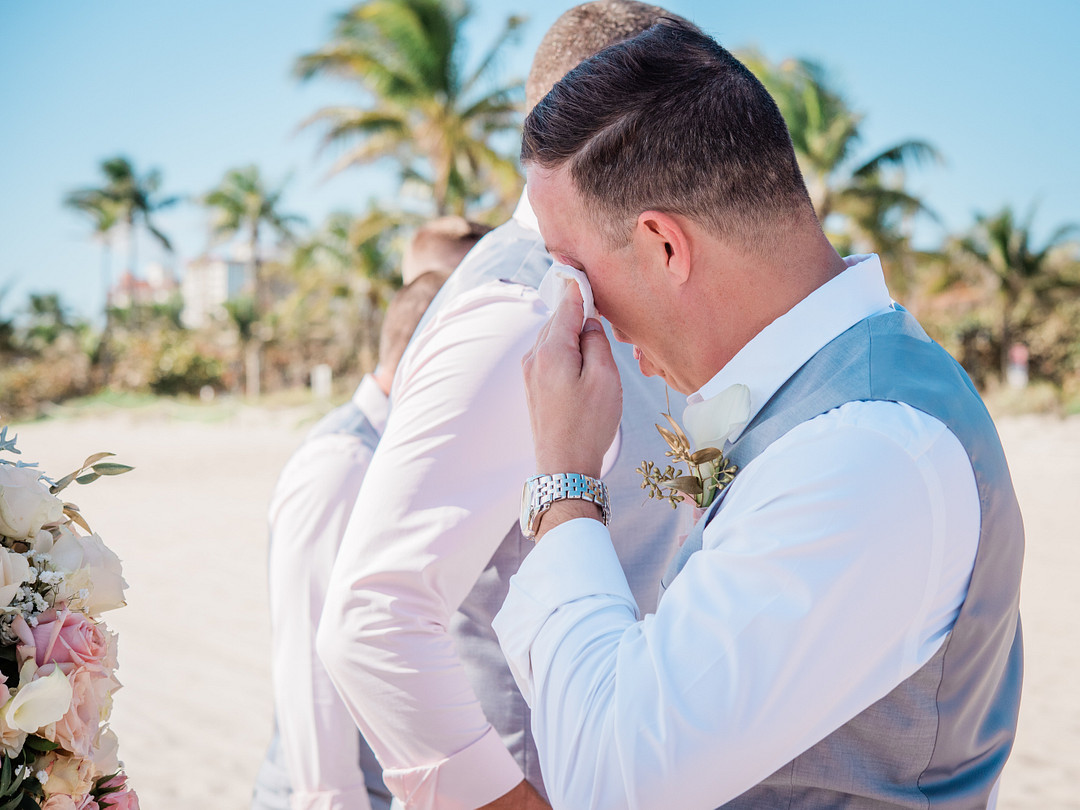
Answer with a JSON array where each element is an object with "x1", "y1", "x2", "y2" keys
[
  {"x1": 512, "y1": 189, "x2": 540, "y2": 234},
  {"x1": 352, "y1": 373, "x2": 390, "y2": 436},
  {"x1": 687, "y1": 254, "x2": 893, "y2": 441}
]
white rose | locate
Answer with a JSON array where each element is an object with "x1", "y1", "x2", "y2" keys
[
  {"x1": 3, "y1": 665, "x2": 73, "y2": 733},
  {"x1": 32, "y1": 528, "x2": 56, "y2": 554},
  {"x1": 49, "y1": 527, "x2": 128, "y2": 615},
  {"x1": 0, "y1": 466, "x2": 64, "y2": 541},
  {"x1": 0, "y1": 547, "x2": 31, "y2": 607}
]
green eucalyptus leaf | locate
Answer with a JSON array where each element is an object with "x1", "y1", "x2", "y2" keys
[
  {"x1": 75, "y1": 472, "x2": 101, "y2": 485},
  {"x1": 90, "y1": 463, "x2": 134, "y2": 476},
  {"x1": 23, "y1": 736, "x2": 59, "y2": 753},
  {"x1": 49, "y1": 472, "x2": 78, "y2": 494}
]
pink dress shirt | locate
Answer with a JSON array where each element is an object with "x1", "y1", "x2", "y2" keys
[{"x1": 318, "y1": 200, "x2": 560, "y2": 809}]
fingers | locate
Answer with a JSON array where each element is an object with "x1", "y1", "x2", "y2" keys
[
  {"x1": 580, "y1": 317, "x2": 615, "y2": 375},
  {"x1": 550, "y1": 281, "x2": 585, "y2": 341},
  {"x1": 523, "y1": 281, "x2": 585, "y2": 370}
]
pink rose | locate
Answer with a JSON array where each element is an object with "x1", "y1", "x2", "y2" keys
[
  {"x1": 100, "y1": 789, "x2": 137, "y2": 810},
  {"x1": 30, "y1": 609, "x2": 110, "y2": 671},
  {"x1": 98, "y1": 774, "x2": 139, "y2": 810},
  {"x1": 49, "y1": 665, "x2": 120, "y2": 758}
]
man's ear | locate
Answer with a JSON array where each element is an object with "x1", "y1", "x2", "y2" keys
[{"x1": 635, "y1": 210, "x2": 692, "y2": 284}]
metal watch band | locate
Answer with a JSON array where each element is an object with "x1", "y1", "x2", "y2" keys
[{"x1": 522, "y1": 472, "x2": 610, "y2": 541}]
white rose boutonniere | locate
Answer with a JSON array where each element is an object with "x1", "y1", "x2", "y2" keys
[{"x1": 638, "y1": 384, "x2": 751, "y2": 509}]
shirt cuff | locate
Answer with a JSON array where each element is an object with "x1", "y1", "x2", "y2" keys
[
  {"x1": 522, "y1": 518, "x2": 637, "y2": 610},
  {"x1": 494, "y1": 518, "x2": 638, "y2": 704},
  {"x1": 291, "y1": 785, "x2": 375, "y2": 810},
  {"x1": 382, "y1": 726, "x2": 524, "y2": 810}
]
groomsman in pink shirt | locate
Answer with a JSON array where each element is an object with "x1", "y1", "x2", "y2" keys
[{"x1": 253, "y1": 219, "x2": 489, "y2": 810}]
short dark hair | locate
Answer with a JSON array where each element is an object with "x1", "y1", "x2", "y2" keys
[
  {"x1": 526, "y1": 0, "x2": 675, "y2": 109},
  {"x1": 522, "y1": 18, "x2": 814, "y2": 250},
  {"x1": 378, "y1": 271, "x2": 446, "y2": 374}
]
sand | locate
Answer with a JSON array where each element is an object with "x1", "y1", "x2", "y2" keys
[{"x1": 7, "y1": 407, "x2": 1078, "y2": 809}]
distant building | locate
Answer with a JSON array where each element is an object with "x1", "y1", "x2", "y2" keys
[
  {"x1": 181, "y1": 255, "x2": 253, "y2": 329},
  {"x1": 108, "y1": 262, "x2": 180, "y2": 309}
]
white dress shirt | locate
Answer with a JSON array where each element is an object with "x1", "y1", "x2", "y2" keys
[
  {"x1": 492, "y1": 255, "x2": 983, "y2": 809},
  {"x1": 269, "y1": 375, "x2": 388, "y2": 810},
  {"x1": 318, "y1": 201, "x2": 552, "y2": 809}
]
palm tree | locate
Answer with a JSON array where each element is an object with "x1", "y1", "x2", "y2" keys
[
  {"x1": 66, "y1": 156, "x2": 178, "y2": 281},
  {"x1": 741, "y1": 54, "x2": 940, "y2": 248},
  {"x1": 295, "y1": 0, "x2": 525, "y2": 217},
  {"x1": 63, "y1": 189, "x2": 120, "y2": 314},
  {"x1": 956, "y1": 205, "x2": 1079, "y2": 376},
  {"x1": 281, "y1": 206, "x2": 409, "y2": 377},
  {"x1": 201, "y1": 165, "x2": 305, "y2": 397},
  {"x1": 202, "y1": 165, "x2": 306, "y2": 309}
]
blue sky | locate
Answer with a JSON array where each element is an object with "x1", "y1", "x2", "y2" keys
[{"x1": 1, "y1": 0, "x2": 1077, "y2": 320}]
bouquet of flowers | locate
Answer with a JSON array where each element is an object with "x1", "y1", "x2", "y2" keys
[{"x1": 0, "y1": 426, "x2": 137, "y2": 810}]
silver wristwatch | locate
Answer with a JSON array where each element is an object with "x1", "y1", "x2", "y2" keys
[{"x1": 519, "y1": 473, "x2": 611, "y2": 541}]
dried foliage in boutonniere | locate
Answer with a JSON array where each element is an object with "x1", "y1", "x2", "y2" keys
[{"x1": 637, "y1": 384, "x2": 751, "y2": 510}]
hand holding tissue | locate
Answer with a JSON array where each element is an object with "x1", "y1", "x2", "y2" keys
[{"x1": 538, "y1": 263, "x2": 597, "y2": 331}]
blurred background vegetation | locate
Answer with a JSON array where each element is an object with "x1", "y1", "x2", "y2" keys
[{"x1": 2, "y1": 0, "x2": 1077, "y2": 420}]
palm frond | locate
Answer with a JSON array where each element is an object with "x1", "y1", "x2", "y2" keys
[{"x1": 853, "y1": 140, "x2": 942, "y2": 178}]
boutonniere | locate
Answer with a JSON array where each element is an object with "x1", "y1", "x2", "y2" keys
[{"x1": 638, "y1": 384, "x2": 751, "y2": 510}]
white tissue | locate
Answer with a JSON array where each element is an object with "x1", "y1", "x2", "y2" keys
[{"x1": 538, "y1": 262, "x2": 597, "y2": 330}]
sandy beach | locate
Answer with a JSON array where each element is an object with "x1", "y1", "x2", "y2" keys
[{"x1": 8, "y1": 405, "x2": 1078, "y2": 809}]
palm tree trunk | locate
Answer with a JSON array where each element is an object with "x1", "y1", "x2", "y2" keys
[
  {"x1": 99, "y1": 240, "x2": 114, "y2": 386},
  {"x1": 1000, "y1": 302, "x2": 1013, "y2": 380},
  {"x1": 248, "y1": 224, "x2": 263, "y2": 398},
  {"x1": 127, "y1": 216, "x2": 137, "y2": 278},
  {"x1": 245, "y1": 340, "x2": 261, "y2": 399}
]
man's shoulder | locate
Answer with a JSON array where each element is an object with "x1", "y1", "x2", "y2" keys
[
  {"x1": 425, "y1": 220, "x2": 551, "y2": 317},
  {"x1": 393, "y1": 225, "x2": 554, "y2": 396}
]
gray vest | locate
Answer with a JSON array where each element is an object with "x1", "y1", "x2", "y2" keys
[
  {"x1": 436, "y1": 218, "x2": 686, "y2": 801},
  {"x1": 663, "y1": 308, "x2": 1023, "y2": 809}
]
